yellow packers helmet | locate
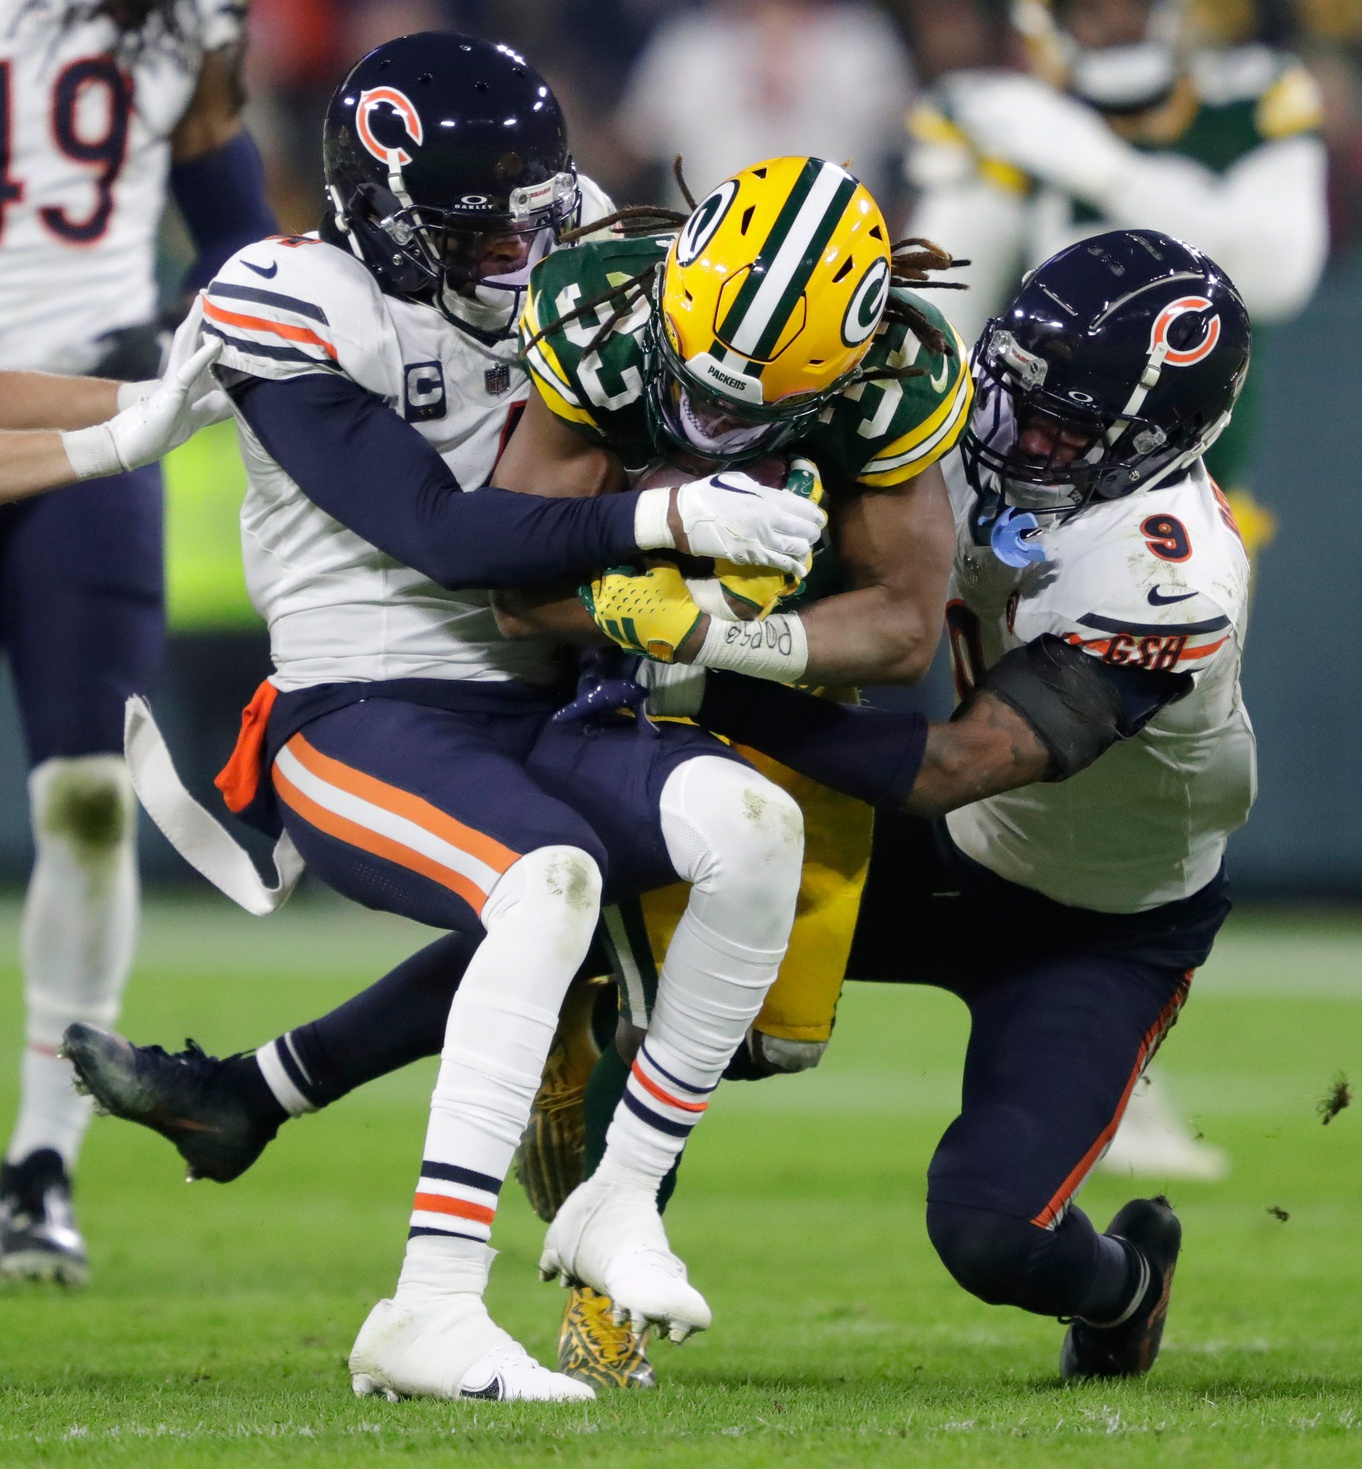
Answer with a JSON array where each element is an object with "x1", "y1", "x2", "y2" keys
[{"x1": 645, "y1": 156, "x2": 892, "y2": 464}]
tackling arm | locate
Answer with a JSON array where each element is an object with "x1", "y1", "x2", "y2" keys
[
  {"x1": 691, "y1": 635, "x2": 1191, "y2": 818},
  {"x1": 489, "y1": 390, "x2": 627, "y2": 642}
]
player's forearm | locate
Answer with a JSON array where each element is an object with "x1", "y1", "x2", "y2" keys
[
  {"x1": 491, "y1": 586, "x2": 609, "y2": 644},
  {"x1": 799, "y1": 584, "x2": 942, "y2": 685},
  {"x1": 903, "y1": 694, "x2": 1052, "y2": 818},
  {"x1": 0, "y1": 371, "x2": 120, "y2": 431},
  {"x1": 695, "y1": 675, "x2": 1051, "y2": 818},
  {"x1": 0, "y1": 432, "x2": 79, "y2": 500}
]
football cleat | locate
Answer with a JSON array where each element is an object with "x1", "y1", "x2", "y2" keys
[
  {"x1": 1060, "y1": 1195, "x2": 1182, "y2": 1379},
  {"x1": 539, "y1": 1170, "x2": 711, "y2": 1342},
  {"x1": 0, "y1": 1148, "x2": 89, "y2": 1286},
  {"x1": 350, "y1": 1294, "x2": 594, "y2": 1402},
  {"x1": 514, "y1": 975, "x2": 606, "y2": 1223},
  {"x1": 60, "y1": 1023, "x2": 279, "y2": 1183},
  {"x1": 558, "y1": 1285, "x2": 657, "y2": 1390}
]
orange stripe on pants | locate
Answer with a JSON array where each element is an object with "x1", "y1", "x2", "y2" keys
[{"x1": 1031, "y1": 972, "x2": 1193, "y2": 1230}]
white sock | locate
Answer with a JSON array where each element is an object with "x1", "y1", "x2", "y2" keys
[
  {"x1": 8, "y1": 756, "x2": 138, "y2": 1167},
  {"x1": 404, "y1": 845, "x2": 602, "y2": 1267},
  {"x1": 603, "y1": 756, "x2": 803, "y2": 1186}
]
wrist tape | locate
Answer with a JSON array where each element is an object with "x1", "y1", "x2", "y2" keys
[{"x1": 695, "y1": 612, "x2": 808, "y2": 684}]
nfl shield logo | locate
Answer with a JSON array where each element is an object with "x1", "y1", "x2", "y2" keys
[{"x1": 485, "y1": 364, "x2": 511, "y2": 396}]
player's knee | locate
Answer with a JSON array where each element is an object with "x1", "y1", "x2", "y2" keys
[
  {"x1": 749, "y1": 1030, "x2": 828, "y2": 1075},
  {"x1": 662, "y1": 757, "x2": 804, "y2": 899},
  {"x1": 30, "y1": 755, "x2": 135, "y2": 854},
  {"x1": 485, "y1": 844, "x2": 604, "y2": 943},
  {"x1": 926, "y1": 1200, "x2": 1050, "y2": 1308}
]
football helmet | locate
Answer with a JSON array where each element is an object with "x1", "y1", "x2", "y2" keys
[
  {"x1": 323, "y1": 33, "x2": 580, "y2": 343},
  {"x1": 646, "y1": 156, "x2": 893, "y2": 465},
  {"x1": 1013, "y1": 0, "x2": 1185, "y2": 114},
  {"x1": 960, "y1": 228, "x2": 1250, "y2": 518}
]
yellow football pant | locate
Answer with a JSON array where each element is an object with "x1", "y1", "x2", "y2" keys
[{"x1": 641, "y1": 747, "x2": 872, "y2": 1043}]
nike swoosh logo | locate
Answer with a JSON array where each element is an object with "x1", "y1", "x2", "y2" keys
[
  {"x1": 711, "y1": 475, "x2": 756, "y2": 497},
  {"x1": 242, "y1": 260, "x2": 278, "y2": 279},
  {"x1": 1147, "y1": 587, "x2": 1197, "y2": 606},
  {"x1": 930, "y1": 362, "x2": 949, "y2": 393}
]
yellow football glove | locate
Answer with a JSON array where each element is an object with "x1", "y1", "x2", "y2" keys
[
  {"x1": 715, "y1": 456, "x2": 826, "y2": 618},
  {"x1": 581, "y1": 561, "x2": 704, "y2": 663}
]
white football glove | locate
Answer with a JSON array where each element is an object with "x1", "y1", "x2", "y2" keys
[
  {"x1": 108, "y1": 295, "x2": 233, "y2": 432},
  {"x1": 61, "y1": 338, "x2": 225, "y2": 480},
  {"x1": 947, "y1": 73, "x2": 1133, "y2": 205},
  {"x1": 634, "y1": 471, "x2": 826, "y2": 577}
]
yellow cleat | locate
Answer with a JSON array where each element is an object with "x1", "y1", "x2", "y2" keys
[
  {"x1": 514, "y1": 974, "x2": 607, "y2": 1223},
  {"x1": 557, "y1": 1286, "x2": 656, "y2": 1391}
]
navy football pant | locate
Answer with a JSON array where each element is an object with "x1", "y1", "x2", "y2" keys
[
  {"x1": 0, "y1": 467, "x2": 165, "y2": 763},
  {"x1": 847, "y1": 812, "x2": 1217, "y2": 1318},
  {"x1": 271, "y1": 696, "x2": 746, "y2": 933}
]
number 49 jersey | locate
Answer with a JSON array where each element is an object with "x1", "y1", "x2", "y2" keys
[
  {"x1": 0, "y1": 0, "x2": 241, "y2": 373},
  {"x1": 942, "y1": 454, "x2": 1256, "y2": 914}
]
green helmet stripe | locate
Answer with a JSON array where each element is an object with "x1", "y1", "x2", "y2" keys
[{"x1": 715, "y1": 161, "x2": 860, "y2": 366}]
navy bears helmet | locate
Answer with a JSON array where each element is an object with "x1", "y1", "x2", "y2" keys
[
  {"x1": 961, "y1": 229, "x2": 1251, "y2": 518},
  {"x1": 322, "y1": 33, "x2": 580, "y2": 342}
]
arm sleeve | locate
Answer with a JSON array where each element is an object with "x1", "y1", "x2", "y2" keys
[
  {"x1": 231, "y1": 373, "x2": 642, "y2": 590},
  {"x1": 698, "y1": 673, "x2": 928, "y2": 809},
  {"x1": 171, "y1": 131, "x2": 280, "y2": 291}
]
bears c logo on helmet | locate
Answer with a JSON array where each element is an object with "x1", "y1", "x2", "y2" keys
[
  {"x1": 1150, "y1": 296, "x2": 1221, "y2": 367},
  {"x1": 356, "y1": 86, "x2": 424, "y2": 169}
]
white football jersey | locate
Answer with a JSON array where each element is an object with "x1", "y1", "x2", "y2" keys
[
  {"x1": 0, "y1": 0, "x2": 242, "y2": 373},
  {"x1": 205, "y1": 178, "x2": 616, "y2": 693},
  {"x1": 941, "y1": 453, "x2": 1256, "y2": 912}
]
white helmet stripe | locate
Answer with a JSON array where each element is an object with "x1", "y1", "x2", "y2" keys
[{"x1": 725, "y1": 161, "x2": 853, "y2": 360}]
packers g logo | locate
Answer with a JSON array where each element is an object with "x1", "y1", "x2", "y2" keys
[
  {"x1": 1150, "y1": 295, "x2": 1220, "y2": 367},
  {"x1": 675, "y1": 180, "x2": 739, "y2": 266},
  {"x1": 841, "y1": 257, "x2": 890, "y2": 348},
  {"x1": 355, "y1": 86, "x2": 424, "y2": 169}
]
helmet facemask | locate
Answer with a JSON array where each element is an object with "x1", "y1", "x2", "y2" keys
[
  {"x1": 338, "y1": 170, "x2": 579, "y2": 344},
  {"x1": 961, "y1": 325, "x2": 1221, "y2": 519},
  {"x1": 644, "y1": 307, "x2": 854, "y2": 468}
]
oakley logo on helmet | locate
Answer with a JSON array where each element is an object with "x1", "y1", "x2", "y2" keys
[
  {"x1": 675, "y1": 180, "x2": 739, "y2": 267},
  {"x1": 1150, "y1": 296, "x2": 1221, "y2": 367},
  {"x1": 841, "y1": 257, "x2": 890, "y2": 348},
  {"x1": 355, "y1": 86, "x2": 424, "y2": 170}
]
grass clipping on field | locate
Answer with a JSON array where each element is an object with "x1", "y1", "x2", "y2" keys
[{"x1": 1317, "y1": 1072, "x2": 1353, "y2": 1124}]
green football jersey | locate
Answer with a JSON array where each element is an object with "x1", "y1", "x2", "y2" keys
[{"x1": 521, "y1": 235, "x2": 974, "y2": 490}]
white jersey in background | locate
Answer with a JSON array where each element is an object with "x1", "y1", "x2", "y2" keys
[
  {"x1": 907, "y1": 47, "x2": 1328, "y2": 344},
  {"x1": 941, "y1": 452, "x2": 1255, "y2": 912},
  {"x1": 205, "y1": 179, "x2": 615, "y2": 693},
  {"x1": 0, "y1": 0, "x2": 242, "y2": 373}
]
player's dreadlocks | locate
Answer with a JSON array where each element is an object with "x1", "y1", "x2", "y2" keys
[{"x1": 526, "y1": 157, "x2": 969, "y2": 381}]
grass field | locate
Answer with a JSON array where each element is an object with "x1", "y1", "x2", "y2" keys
[{"x1": 0, "y1": 895, "x2": 1358, "y2": 1467}]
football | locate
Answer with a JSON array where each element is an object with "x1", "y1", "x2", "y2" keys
[{"x1": 633, "y1": 455, "x2": 793, "y2": 620}]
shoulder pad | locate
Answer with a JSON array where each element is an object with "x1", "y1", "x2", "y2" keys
[
  {"x1": 1256, "y1": 61, "x2": 1324, "y2": 140},
  {"x1": 822, "y1": 291, "x2": 972, "y2": 487},
  {"x1": 203, "y1": 236, "x2": 398, "y2": 398},
  {"x1": 522, "y1": 237, "x2": 661, "y2": 431}
]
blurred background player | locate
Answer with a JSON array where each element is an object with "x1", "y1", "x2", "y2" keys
[
  {"x1": 904, "y1": 0, "x2": 1328, "y2": 1179},
  {"x1": 0, "y1": 0, "x2": 276, "y2": 1281}
]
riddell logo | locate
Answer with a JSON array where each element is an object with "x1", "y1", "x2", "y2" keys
[
  {"x1": 355, "y1": 87, "x2": 424, "y2": 169},
  {"x1": 1150, "y1": 295, "x2": 1221, "y2": 367}
]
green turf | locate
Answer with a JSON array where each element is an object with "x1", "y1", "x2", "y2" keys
[{"x1": 0, "y1": 896, "x2": 1358, "y2": 1466}]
